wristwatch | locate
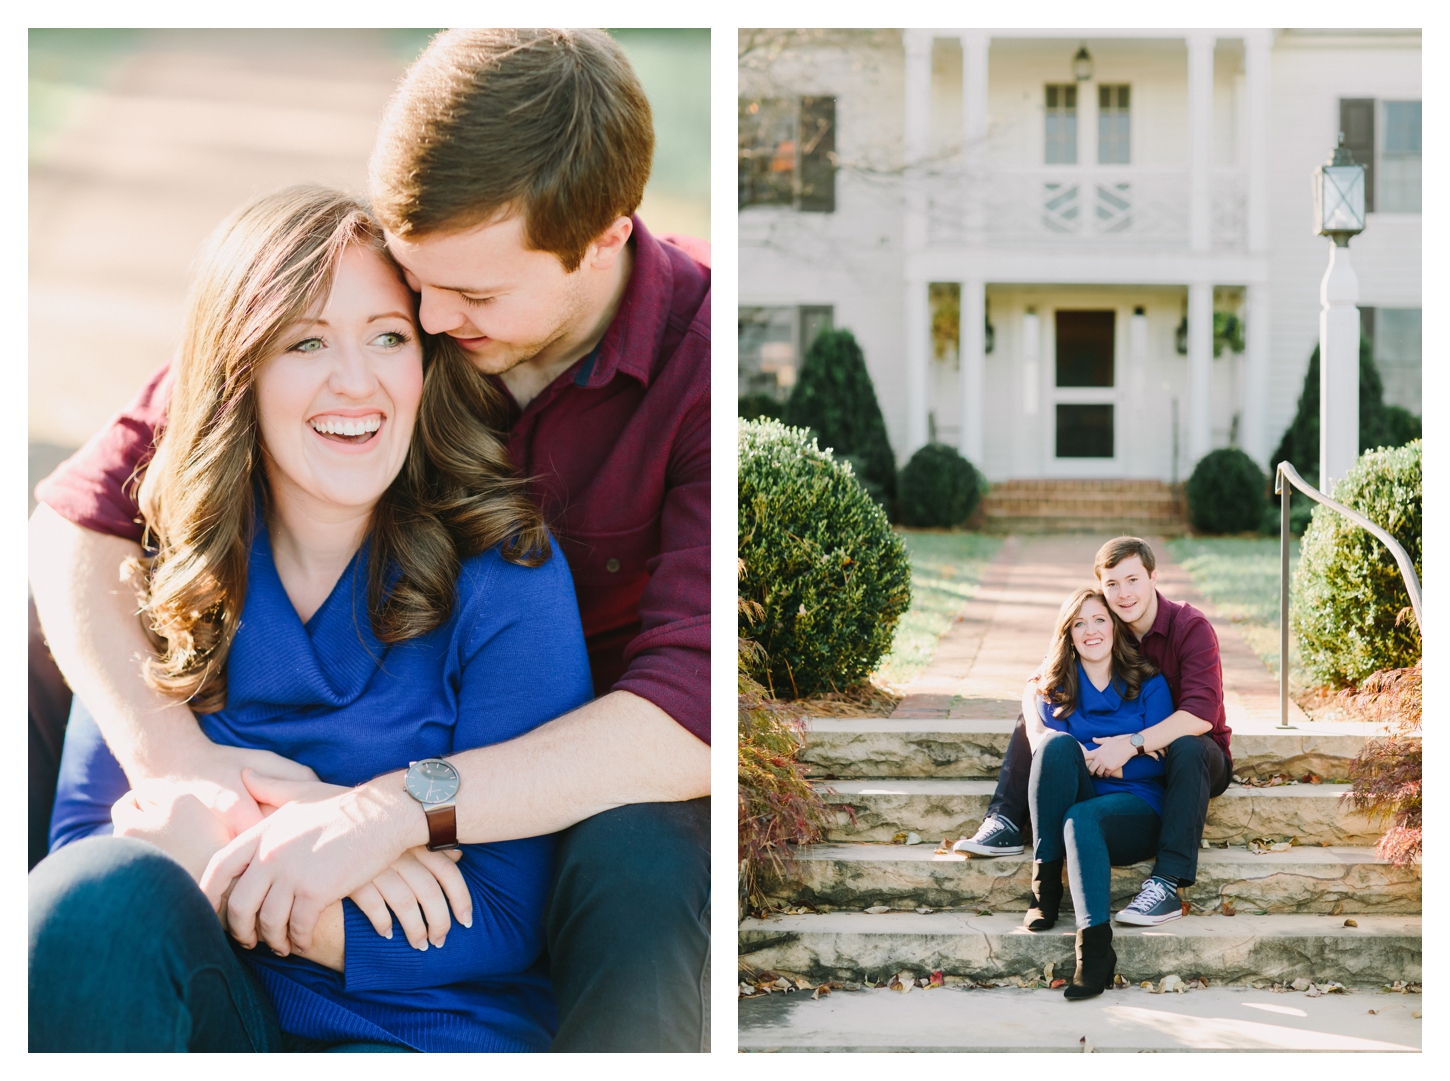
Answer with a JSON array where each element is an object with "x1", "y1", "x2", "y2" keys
[
  {"x1": 404, "y1": 757, "x2": 461, "y2": 851},
  {"x1": 1130, "y1": 733, "x2": 1147, "y2": 756}
]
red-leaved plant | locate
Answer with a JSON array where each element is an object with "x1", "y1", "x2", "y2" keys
[{"x1": 1342, "y1": 663, "x2": 1421, "y2": 866}]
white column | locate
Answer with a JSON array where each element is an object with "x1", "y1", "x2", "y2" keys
[
  {"x1": 903, "y1": 30, "x2": 932, "y2": 453},
  {"x1": 1320, "y1": 243, "x2": 1360, "y2": 489},
  {"x1": 1130, "y1": 306, "x2": 1149, "y2": 474},
  {"x1": 1187, "y1": 281, "x2": 1213, "y2": 464},
  {"x1": 959, "y1": 31, "x2": 988, "y2": 240},
  {"x1": 959, "y1": 279, "x2": 985, "y2": 464},
  {"x1": 1187, "y1": 34, "x2": 1214, "y2": 252},
  {"x1": 1245, "y1": 31, "x2": 1271, "y2": 254},
  {"x1": 1243, "y1": 283, "x2": 1271, "y2": 467},
  {"x1": 1021, "y1": 308, "x2": 1040, "y2": 416}
]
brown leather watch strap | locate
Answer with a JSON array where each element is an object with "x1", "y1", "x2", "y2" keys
[{"x1": 423, "y1": 803, "x2": 458, "y2": 851}]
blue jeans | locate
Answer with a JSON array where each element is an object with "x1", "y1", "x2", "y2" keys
[
  {"x1": 28, "y1": 837, "x2": 411, "y2": 1052},
  {"x1": 1028, "y1": 732, "x2": 1162, "y2": 929}
]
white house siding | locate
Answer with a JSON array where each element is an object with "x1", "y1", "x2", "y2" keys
[{"x1": 738, "y1": 29, "x2": 1420, "y2": 480}]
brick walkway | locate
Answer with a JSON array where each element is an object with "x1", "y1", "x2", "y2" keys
[{"x1": 891, "y1": 534, "x2": 1311, "y2": 729}]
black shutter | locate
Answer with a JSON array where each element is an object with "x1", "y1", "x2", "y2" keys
[
  {"x1": 799, "y1": 96, "x2": 836, "y2": 213},
  {"x1": 1340, "y1": 98, "x2": 1376, "y2": 213}
]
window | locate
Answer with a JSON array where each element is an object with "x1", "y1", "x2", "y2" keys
[
  {"x1": 1339, "y1": 98, "x2": 1376, "y2": 211},
  {"x1": 1045, "y1": 85, "x2": 1077, "y2": 164},
  {"x1": 738, "y1": 96, "x2": 837, "y2": 211},
  {"x1": 1055, "y1": 311, "x2": 1115, "y2": 387},
  {"x1": 1375, "y1": 307, "x2": 1422, "y2": 414},
  {"x1": 738, "y1": 305, "x2": 835, "y2": 401},
  {"x1": 1098, "y1": 85, "x2": 1130, "y2": 164},
  {"x1": 1380, "y1": 101, "x2": 1421, "y2": 213}
]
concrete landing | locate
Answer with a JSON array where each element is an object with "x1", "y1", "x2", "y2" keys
[{"x1": 739, "y1": 985, "x2": 1421, "y2": 1052}]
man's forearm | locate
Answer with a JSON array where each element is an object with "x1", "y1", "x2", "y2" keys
[
  {"x1": 1142, "y1": 709, "x2": 1214, "y2": 752},
  {"x1": 28, "y1": 504, "x2": 210, "y2": 781},
  {"x1": 364, "y1": 689, "x2": 710, "y2": 851}
]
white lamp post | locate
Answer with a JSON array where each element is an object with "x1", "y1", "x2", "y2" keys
[{"x1": 1313, "y1": 134, "x2": 1366, "y2": 490}]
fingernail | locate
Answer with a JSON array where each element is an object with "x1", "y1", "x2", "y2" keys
[
  {"x1": 383, "y1": 930, "x2": 393, "y2": 939},
  {"x1": 461, "y1": 916, "x2": 473, "y2": 929}
]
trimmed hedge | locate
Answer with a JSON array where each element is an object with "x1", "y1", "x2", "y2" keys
[
  {"x1": 1291, "y1": 440, "x2": 1422, "y2": 687},
  {"x1": 738, "y1": 419, "x2": 911, "y2": 698},
  {"x1": 898, "y1": 443, "x2": 981, "y2": 527},
  {"x1": 738, "y1": 393, "x2": 784, "y2": 421},
  {"x1": 783, "y1": 328, "x2": 897, "y2": 506},
  {"x1": 1186, "y1": 448, "x2": 1267, "y2": 534}
]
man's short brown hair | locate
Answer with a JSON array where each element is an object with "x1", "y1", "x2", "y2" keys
[
  {"x1": 369, "y1": 28, "x2": 655, "y2": 271},
  {"x1": 1094, "y1": 536, "x2": 1157, "y2": 578}
]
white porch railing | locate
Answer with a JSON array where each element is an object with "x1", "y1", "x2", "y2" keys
[{"x1": 923, "y1": 165, "x2": 1247, "y2": 250}]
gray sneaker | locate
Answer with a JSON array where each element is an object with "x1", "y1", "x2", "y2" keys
[
  {"x1": 1115, "y1": 876, "x2": 1184, "y2": 925},
  {"x1": 952, "y1": 814, "x2": 1024, "y2": 856}
]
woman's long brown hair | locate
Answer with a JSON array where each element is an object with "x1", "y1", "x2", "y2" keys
[
  {"x1": 137, "y1": 185, "x2": 548, "y2": 712},
  {"x1": 1039, "y1": 588, "x2": 1159, "y2": 721}
]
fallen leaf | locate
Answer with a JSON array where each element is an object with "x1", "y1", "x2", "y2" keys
[
  {"x1": 1181, "y1": 899, "x2": 1192, "y2": 916},
  {"x1": 1412, "y1": 1011, "x2": 1422, "y2": 1019},
  {"x1": 865, "y1": 905, "x2": 890, "y2": 914},
  {"x1": 1222, "y1": 901, "x2": 1236, "y2": 916},
  {"x1": 739, "y1": 983, "x2": 755, "y2": 996},
  {"x1": 1159, "y1": 974, "x2": 1184, "y2": 994},
  {"x1": 843, "y1": 981, "x2": 862, "y2": 992},
  {"x1": 977, "y1": 908, "x2": 994, "y2": 916},
  {"x1": 1291, "y1": 977, "x2": 1311, "y2": 992},
  {"x1": 1051, "y1": 979, "x2": 1067, "y2": 989},
  {"x1": 916, "y1": 906, "x2": 933, "y2": 914},
  {"x1": 772, "y1": 976, "x2": 791, "y2": 990},
  {"x1": 1141, "y1": 980, "x2": 1154, "y2": 990},
  {"x1": 811, "y1": 984, "x2": 831, "y2": 1000},
  {"x1": 1367, "y1": 1009, "x2": 1379, "y2": 1015},
  {"x1": 904, "y1": 832, "x2": 922, "y2": 845},
  {"x1": 1044, "y1": 962, "x2": 1055, "y2": 982},
  {"x1": 1080, "y1": 1036, "x2": 1094, "y2": 1053},
  {"x1": 793, "y1": 977, "x2": 812, "y2": 991},
  {"x1": 929, "y1": 970, "x2": 945, "y2": 988},
  {"x1": 1113, "y1": 974, "x2": 1129, "y2": 989},
  {"x1": 934, "y1": 838, "x2": 953, "y2": 855},
  {"x1": 1306, "y1": 985, "x2": 1323, "y2": 998},
  {"x1": 1344, "y1": 919, "x2": 1359, "y2": 928},
  {"x1": 891, "y1": 831, "x2": 909, "y2": 844}
]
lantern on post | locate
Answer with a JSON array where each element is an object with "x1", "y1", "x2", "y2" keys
[
  {"x1": 1313, "y1": 134, "x2": 1366, "y2": 245},
  {"x1": 1072, "y1": 45, "x2": 1093, "y2": 82},
  {"x1": 1312, "y1": 134, "x2": 1366, "y2": 490}
]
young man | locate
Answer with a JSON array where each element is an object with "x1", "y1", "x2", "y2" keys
[
  {"x1": 28, "y1": 29, "x2": 710, "y2": 1052},
  {"x1": 955, "y1": 537, "x2": 1233, "y2": 925}
]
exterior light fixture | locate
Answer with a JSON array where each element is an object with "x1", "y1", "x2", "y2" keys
[
  {"x1": 1072, "y1": 45, "x2": 1093, "y2": 82},
  {"x1": 1313, "y1": 133, "x2": 1366, "y2": 246}
]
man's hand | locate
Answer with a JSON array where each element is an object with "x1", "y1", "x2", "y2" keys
[
  {"x1": 112, "y1": 781, "x2": 232, "y2": 882},
  {"x1": 163, "y1": 745, "x2": 321, "y2": 839},
  {"x1": 1084, "y1": 735, "x2": 1137, "y2": 777},
  {"x1": 200, "y1": 770, "x2": 419, "y2": 956}
]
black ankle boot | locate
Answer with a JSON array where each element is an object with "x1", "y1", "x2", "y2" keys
[
  {"x1": 1025, "y1": 859, "x2": 1063, "y2": 931},
  {"x1": 1063, "y1": 923, "x2": 1116, "y2": 1000}
]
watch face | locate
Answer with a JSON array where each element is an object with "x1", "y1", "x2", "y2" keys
[
  {"x1": 1130, "y1": 733, "x2": 1144, "y2": 746},
  {"x1": 406, "y1": 758, "x2": 460, "y2": 805}
]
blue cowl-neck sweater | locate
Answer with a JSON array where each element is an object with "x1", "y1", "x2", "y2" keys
[
  {"x1": 1038, "y1": 664, "x2": 1173, "y2": 814},
  {"x1": 48, "y1": 525, "x2": 593, "y2": 1052}
]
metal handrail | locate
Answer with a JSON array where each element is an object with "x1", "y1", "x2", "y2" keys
[{"x1": 1274, "y1": 461, "x2": 1423, "y2": 730}]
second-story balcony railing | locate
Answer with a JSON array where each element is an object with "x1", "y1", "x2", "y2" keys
[{"x1": 923, "y1": 164, "x2": 1246, "y2": 251}]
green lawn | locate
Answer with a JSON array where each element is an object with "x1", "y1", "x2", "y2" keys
[
  {"x1": 876, "y1": 531, "x2": 1001, "y2": 685},
  {"x1": 1165, "y1": 536, "x2": 1305, "y2": 688}
]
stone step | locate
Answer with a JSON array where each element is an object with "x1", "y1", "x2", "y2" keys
[
  {"x1": 737, "y1": 911, "x2": 1421, "y2": 987},
  {"x1": 981, "y1": 516, "x2": 1190, "y2": 535},
  {"x1": 764, "y1": 843, "x2": 1420, "y2": 915},
  {"x1": 738, "y1": 985, "x2": 1423, "y2": 1052},
  {"x1": 801, "y1": 718, "x2": 1388, "y2": 781},
  {"x1": 816, "y1": 780, "x2": 1378, "y2": 846},
  {"x1": 984, "y1": 479, "x2": 1181, "y2": 493}
]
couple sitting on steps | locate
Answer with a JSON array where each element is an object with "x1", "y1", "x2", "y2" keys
[{"x1": 952, "y1": 537, "x2": 1232, "y2": 1000}]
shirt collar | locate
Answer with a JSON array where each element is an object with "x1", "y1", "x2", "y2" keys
[
  {"x1": 572, "y1": 215, "x2": 673, "y2": 392},
  {"x1": 1078, "y1": 660, "x2": 1123, "y2": 711},
  {"x1": 1142, "y1": 589, "x2": 1179, "y2": 641}
]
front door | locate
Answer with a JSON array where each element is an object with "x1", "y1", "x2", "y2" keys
[{"x1": 1049, "y1": 309, "x2": 1119, "y2": 475}]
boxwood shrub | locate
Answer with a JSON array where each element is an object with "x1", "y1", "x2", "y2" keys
[
  {"x1": 738, "y1": 419, "x2": 911, "y2": 698},
  {"x1": 1291, "y1": 440, "x2": 1421, "y2": 687},
  {"x1": 1186, "y1": 447, "x2": 1267, "y2": 534},
  {"x1": 898, "y1": 442, "x2": 982, "y2": 527}
]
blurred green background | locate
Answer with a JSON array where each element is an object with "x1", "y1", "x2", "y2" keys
[{"x1": 29, "y1": 28, "x2": 709, "y2": 506}]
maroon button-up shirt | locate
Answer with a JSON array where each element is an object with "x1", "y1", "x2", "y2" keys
[
  {"x1": 35, "y1": 217, "x2": 711, "y2": 744},
  {"x1": 1134, "y1": 591, "x2": 1232, "y2": 763}
]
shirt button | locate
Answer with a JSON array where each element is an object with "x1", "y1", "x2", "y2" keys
[{"x1": 605, "y1": 558, "x2": 621, "y2": 573}]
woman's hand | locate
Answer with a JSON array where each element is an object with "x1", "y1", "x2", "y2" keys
[
  {"x1": 159, "y1": 744, "x2": 322, "y2": 840},
  {"x1": 112, "y1": 781, "x2": 232, "y2": 882},
  {"x1": 201, "y1": 769, "x2": 464, "y2": 956},
  {"x1": 1084, "y1": 734, "x2": 1137, "y2": 777}
]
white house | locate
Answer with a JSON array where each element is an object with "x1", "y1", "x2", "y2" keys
[{"x1": 738, "y1": 28, "x2": 1421, "y2": 483}]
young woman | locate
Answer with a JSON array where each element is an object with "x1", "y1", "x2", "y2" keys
[
  {"x1": 1024, "y1": 588, "x2": 1173, "y2": 1001},
  {"x1": 29, "y1": 186, "x2": 593, "y2": 1052}
]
